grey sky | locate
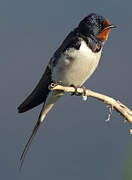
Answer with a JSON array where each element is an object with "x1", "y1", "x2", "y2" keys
[{"x1": 1, "y1": 0, "x2": 132, "y2": 179}]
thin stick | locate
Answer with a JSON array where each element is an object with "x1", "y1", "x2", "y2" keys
[{"x1": 50, "y1": 84, "x2": 132, "y2": 125}]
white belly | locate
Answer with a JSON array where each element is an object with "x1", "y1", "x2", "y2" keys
[{"x1": 52, "y1": 40, "x2": 102, "y2": 86}]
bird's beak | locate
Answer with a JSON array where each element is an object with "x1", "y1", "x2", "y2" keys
[
  {"x1": 104, "y1": 24, "x2": 117, "y2": 30},
  {"x1": 98, "y1": 24, "x2": 116, "y2": 41}
]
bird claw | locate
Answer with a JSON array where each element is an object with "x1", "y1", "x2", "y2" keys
[
  {"x1": 70, "y1": 85, "x2": 87, "y2": 98},
  {"x1": 70, "y1": 85, "x2": 78, "y2": 96}
]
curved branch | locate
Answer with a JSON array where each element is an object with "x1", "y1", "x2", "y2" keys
[{"x1": 49, "y1": 84, "x2": 132, "y2": 128}]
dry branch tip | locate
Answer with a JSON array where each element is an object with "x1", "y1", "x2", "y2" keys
[{"x1": 50, "y1": 84, "x2": 132, "y2": 133}]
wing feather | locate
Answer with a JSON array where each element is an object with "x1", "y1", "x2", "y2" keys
[
  {"x1": 18, "y1": 66, "x2": 52, "y2": 113},
  {"x1": 18, "y1": 28, "x2": 80, "y2": 113}
]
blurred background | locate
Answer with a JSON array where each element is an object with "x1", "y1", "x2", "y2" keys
[{"x1": 1, "y1": 0, "x2": 132, "y2": 179}]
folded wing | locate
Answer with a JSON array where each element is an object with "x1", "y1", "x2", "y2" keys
[{"x1": 18, "y1": 66, "x2": 52, "y2": 113}]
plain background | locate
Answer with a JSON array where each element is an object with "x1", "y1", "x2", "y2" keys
[{"x1": 1, "y1": 0, "x2": 132, "y2": 179}]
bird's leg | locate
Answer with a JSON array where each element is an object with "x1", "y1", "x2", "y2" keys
[
  {"x1": 70, "y1": 85, "x2": 86, "y2": 96},
  {"x1": 70, "y1": 84, "x2": 79, "y2": 96},
  {"x1": 50, "y1": 82, "x2": 87, "y2": 98},
  {"x1": 70, "y1": 85, "x2": 87, "y2": 99}
]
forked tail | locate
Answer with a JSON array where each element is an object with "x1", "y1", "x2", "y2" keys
[
  {"x1": 19, "y1": 111, "x2": 46, "y2": 171},
  {"x1": 19, "y1": 91, "x2": 63, "y2": 170}
]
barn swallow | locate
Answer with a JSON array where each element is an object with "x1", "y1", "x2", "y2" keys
[{"x1": 18, "y1": 13, "x2": 116, "y2": 169}]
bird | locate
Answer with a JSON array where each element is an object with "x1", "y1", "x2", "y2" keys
[{"x1": 18, "y1": 13, "x2": 116, "y2": 169}]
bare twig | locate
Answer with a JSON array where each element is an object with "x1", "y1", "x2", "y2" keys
[{"x1": 49, "y1": 84, "x2": 132, "y2": 126}]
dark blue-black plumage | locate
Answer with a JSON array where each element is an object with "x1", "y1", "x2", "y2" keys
[{"x1": 18, "y1": 13, "x2": 111, "y2": 113}]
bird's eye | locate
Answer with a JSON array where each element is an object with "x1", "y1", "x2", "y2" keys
[{"x1": 98, "y1": 23, "x2": 102, "y2": 28}]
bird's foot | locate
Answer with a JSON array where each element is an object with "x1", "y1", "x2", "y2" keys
[
  {"x1": 70, "y1": 85, "x2": 87, "y2": 97},
  {"x1": 70, "y1": 85, "x2": 79, "y2": 96}
]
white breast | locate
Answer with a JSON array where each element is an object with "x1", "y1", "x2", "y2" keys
[{"x1": 52, "y1": 40, "x2": 102, "y2": 86}]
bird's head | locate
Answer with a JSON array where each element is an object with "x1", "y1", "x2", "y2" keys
[{"x1": 78, "y1": 13, "x2": 116, "y2": 42}]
